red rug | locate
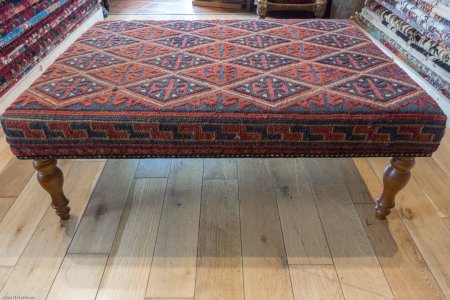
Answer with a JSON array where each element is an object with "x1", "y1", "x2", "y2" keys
[{"x1": 0, "y1": 19, "x2": 446, "y2": 158}]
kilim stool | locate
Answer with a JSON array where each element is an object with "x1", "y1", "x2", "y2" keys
[{"x1": 0, "y1": 19, "x2": 447, "y2": 222}]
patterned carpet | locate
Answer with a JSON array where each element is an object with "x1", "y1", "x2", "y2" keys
[{"x1": 0, "y1": 19, "x2": 447, "y2": 158}]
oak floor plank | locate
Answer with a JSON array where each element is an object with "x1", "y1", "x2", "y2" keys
[
  {"x1": 146, "y1": 159, "x2": 203, "y2": 299},
  {"x1": 369, "y1": 157, "x2": 450, "y2": 299},
  {"x1": 444, "y1": 218, "x2": 450, "y2": 232},
  {"x1": 269, "y1": 158, "x2": 332, "y2": 265},
  {"x1": 135, "y1": 159, "x2": 172, "y2": 178},
  {"x1": 0, "y1": 136, "x2": 13, "y2": 173},
  {"x1": 353, "y1": 158, "x2": 382, "y2": 200},
  {"x1": 0, "y1": 198, "x2": 15, "y2": 222},
  {"x1": 0, "y1": 267, "x2": 12, "y2": 291},
  {"x1": 46, "y1": 254, "x2": 108, "y2": 300},
  {"x1": 302, "y1": 158, "x2": 393, "y2": 300},
  {"x1": 238, "y1": 159, "x2": 294, "y2": 300},
  {"x1": 289, "y1": 265, "x2": 344, "y2": 300},
  {"x1": 354, "y1": 158, "x2": 445, "y2": 299},
  {"x1": 0, "y1": 161, "x2": 104, "y2": 300},
  {"x1": 356, "y1": 204, "x2": 445, "y2": 299},
  {"x1": 412, "y1": 157, "x2": 450, "y2": 218},
  {"x1": 195, "y1": 178, "x2": 243, "y2": 300},
  {"x1": 0, "y1": 159, "x2": 74, "y2": 267},
  {"x1": 431, "y1": 129, "x2": 449, "y2": 178},
  {"x1": 97, "y1": 178, "x2": 167, "y2": 300},
  {"x1": 0, "y1": 158, "x2": 35, "y2": 197},
  {"x1": 68, "y1": 159, "x2": 139, "y2": 254},
  {"x1": 203, "y1": 158, "x2": 237, "y2": 180},
  {"x1": 340, "y1": 159, "x2": 374, "y2": 204}
]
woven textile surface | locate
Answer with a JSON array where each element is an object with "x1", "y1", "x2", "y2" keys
[
  {"x1": 0, "y1": 0, "x2": 99, "y2": 97},
  {"x1": 0, "y1": 19, "x2": 447, "y2": 159}
]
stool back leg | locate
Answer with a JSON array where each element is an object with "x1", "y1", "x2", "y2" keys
[
  {"x1": 375, "y1": 157, "x2": 415, "y2": 219},
  {"x1": 33, "y1": 159, "x2": 71, "y2": 220}
]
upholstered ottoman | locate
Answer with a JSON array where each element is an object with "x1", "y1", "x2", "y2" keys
[{"x1": 0, "y1": 19, "x2": 446, "y2": 222}]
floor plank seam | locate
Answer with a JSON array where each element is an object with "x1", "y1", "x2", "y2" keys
[{"x1": 143, "y1": 160, "x2": 172, "y2": 298}]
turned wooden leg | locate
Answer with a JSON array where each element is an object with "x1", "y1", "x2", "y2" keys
[
  {"x1": 314, "y1": 0, "x2": 327, "y2": 17},
  {"x1": 375, "y1": 157, "x2": 415, "y2": 220},
  {"x1": 33, "y1": 159, "x2": 71, "y2": 220},
  {"x1": 257, "y1": 0, "x2": 268, "y2": 18}
]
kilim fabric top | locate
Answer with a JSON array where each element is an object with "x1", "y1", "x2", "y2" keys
[{"x1": 0, "y1": 19, "x2": 447, "y2": 159}]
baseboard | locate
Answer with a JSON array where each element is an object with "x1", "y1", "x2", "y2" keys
[{"x1": 0, "y1": 8, "x2": 104, "y2": 115}]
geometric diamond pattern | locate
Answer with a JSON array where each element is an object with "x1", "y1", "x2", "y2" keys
[
  {"x1": 231, "y1": 53, "x2": 298, "y2": 70},
  {"x1": 333, "y1": 75, "x2": 417, "y2": 102},
  {"x1": 89, "y1": 63, "x2": 165, "y2": 85},
  {"x1": 231, "y1": 76, "x2": 310, "y2": 102},
  {"x1": 3, "y1": 20, "x2": 446, "y2": 160},
  {"x1": 80, "y1": 35, "x2": 138, "y2": 49},
  {"x1": 142, "y1": 53, "x2": 212, "y2": 71},
  {"x1": 127, "y1": 76, "x2": 211, "y2": 102},
  {"x1": 305, "y1": 34, "x2": 365, "y2": 48},
  {"x1": 60, "y1": 53, "x2": 126, "y2": 70},
  {"x1": 317, "y1": 52, "x2": 386, "y2": 71},
  {"x1": 95, "y1": 21, "x2": 149, "y2": 32},
  {"x1": 298, "y1": 20, "x2": 350, "y2": 31},
  {"x1": 229, "y1": 34, "x2": 290, "y2": 48},
  {"x1": 106, "y1": 43, "x2": 173, "y2": 60},
  {"x1": 154, "y1": 35, "x2": 214, "y2": 49},
  {"x1": 188, "y1": 42, "x2": 253, "y2": 60},
  {"x1": 228, "y1": 20, "x2": 281, "y2": 32},
  {"x1": 162, "y1": 21, "x2": 216, "y2": 32},
  {"x1": 182, "y1": 64, "x2": 259, "y2": 86},
  {"x1": 275, "y1": 64, "x2": 355, "y2": 86},
  {"x1": 35, "y1": 76, "x2": 107, "y2": 101},
  {"x1": 270, "y1": 42, "x2": 337, "y2": 59},
  {"x1": 121, "y1": 26, "x2": 179, "y2": 40}
]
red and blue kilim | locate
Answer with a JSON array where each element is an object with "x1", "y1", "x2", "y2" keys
[{"x1": 0, "y1": 19, "x2": 447, "y2": 159}]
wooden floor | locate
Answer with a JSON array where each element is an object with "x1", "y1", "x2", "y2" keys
[
  {"x1": 109, "y1": 0, "x2": 247, "y2": 15},
  {"x1": 1, "y1": 7, "x2": 450, "y2": 300}
]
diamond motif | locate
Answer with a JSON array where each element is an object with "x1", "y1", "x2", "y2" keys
[
  {"x1": 121, "y1": 26, "x2": 179, "y2": 40},
  {"x1": 143, "y1": 53, "x2": 212, "y2": 71},
  {"x1": 34, "y1": 65, "x2": 77, "y2": 84},
  {"x1": 162, "y1": 21, "x2": 216, "y2": 32},
  {"x1": 60, "y1": 53, "x2": 126, "y2": 70},
  {"x1": 350, "y1": 43, "x2": 385, "y2": 57},
  {"x1": 60, "y1": 44, "x2": 94, "y2": 58},
  {"x1": 182, "y1": 64, "x2": 259, "y2": 86},
  {"x1": 154, "y1": 35, "x2": 214, "y2": 49},
  {"x1": 264, "y1": 26, "x2": 322, "y2": 40},
  {"x1": 228, "y1": 20, "x2": 281, "y2": 32},
  {"x1": 95, "y1": 21, "x2": 148, "y2": 32},
  {"x1": 89, "y1": 63, "x2": 165, "y2": 85},
  {"x1": 275, "y1": 64, "x2": 355, "y2": 86},
  {"x1": 231, "y1": 76, "x2": 310, "y2": 102},
  {"x1": 229, "y1": 34, "x2": 290, "y2": 48},
  {"x1": 195, "y1": 27, "x2": 249, "y2": 39},
  {"x1": 106, "y1": 43, "x2": 173, "y2": 60},
  {"x1": 127, "y1": 76, "x2": 211, "y2": 102},
  {"x1": 80, "y1": 35, "x2": 138, "y2": 49},
  {"x1": 317, "y1": 53, "x2": 386, "y2": 71},
  {"x1": 298, "y1": 20, "x2": 350, "y2": 31},
  {"x1": 188, "y1": 43, "x2": 253, "y2": 60},
  {"x1": 333, "y1": 76, "x2": 417, "y2": 102},
  {"x1": 270, "y1": 42, "x2": 337, "y2": 59},
  {"x1": 369, "y1": 64, "x2": 415, "y2": 84},
  {"x1": 231, "y1": 53, "x2": 298, "y2": 70},
  {"x1": 305, "y1": 34, "x2": 365, "y2": 48},
  {"x1": 35, "y1": 77, "x2": 107, "y2": 101}
]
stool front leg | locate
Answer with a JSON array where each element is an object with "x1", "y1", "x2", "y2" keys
[
  {"x1": 33, "y1": 159, "x2": 71, "y2": 220},
  {"x1": 375, "y1": 157, "x2": 415, "y2": 220}
]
